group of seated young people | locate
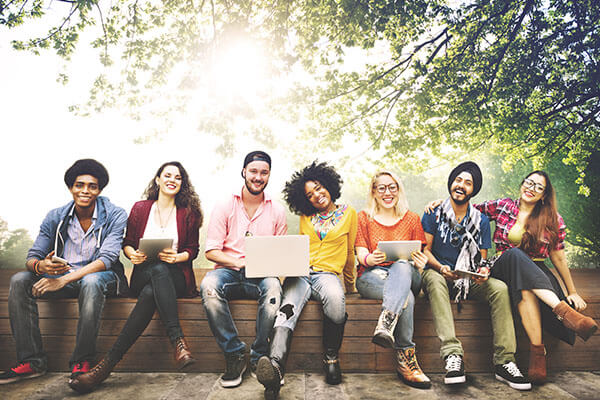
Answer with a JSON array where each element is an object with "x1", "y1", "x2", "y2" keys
[{"x1": 0, "y1": 154, "x2": 597, "y2": 399}]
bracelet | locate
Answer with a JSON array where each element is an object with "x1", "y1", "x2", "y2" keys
[
  {"x1": 363, "y1": 253, "x2": 371, "y2": 267},
  {"x1": 33, "y1": 259, "x2": 41, "y2": 275}
]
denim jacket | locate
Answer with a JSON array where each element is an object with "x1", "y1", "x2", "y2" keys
[{"x1": 27, "y1": 196, "x2": 129, "y2": 296}]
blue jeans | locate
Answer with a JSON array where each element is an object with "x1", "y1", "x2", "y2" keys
[
  {"x1": 108, "y1": 262, "x2": 186, "y2": 362},
  {"x1": 200, "y1": 268, "x2": 282, "y2": 363},
  {"x1": 274, "y1": 271, "x2": 346, "y2": 331},
  {"x1": 356, "y1": 261, "x2": 422, "y2": 349},
  {"x1": 8, "y1": 270, "x2": 118, "y2": 371}
]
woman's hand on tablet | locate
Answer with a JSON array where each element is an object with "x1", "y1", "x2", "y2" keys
[
  {"x1": 411, "y1": 251, "x2": 428, "y2": 271},
  {"x1": 370, "y1": 249, "x2": 387, "y2": 266},
  {"x1": 130, "y1": 249, "x2": 147, "y2": 265},
  {"x1": 158, "y1": 248, "x2": 178, "y2": 264}
]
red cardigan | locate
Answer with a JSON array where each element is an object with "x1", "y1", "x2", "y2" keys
[{"x1": 124, "y1": 200, "x2": 200, "y2": 297}]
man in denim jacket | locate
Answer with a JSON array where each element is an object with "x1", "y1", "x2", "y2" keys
[{"x1": 0, "y1": 159, "x2": 128, "y2": 385}]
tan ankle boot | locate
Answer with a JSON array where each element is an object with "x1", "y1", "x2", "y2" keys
[
  {"x1": 396, "y1": 347, "x2": 431, "y2": 389},
  {"x1": 68, "y1": 357, "x2": 117, "y2": 393},
  {"x1": 174, "y1": 337, "x2": 195, "y2": 370},
  {"x1": 528, "y1": 344, "x2": 546, "y2": 384},
  {"x1": 553, "y1": 301, "x2": 598, "y2": 341}
]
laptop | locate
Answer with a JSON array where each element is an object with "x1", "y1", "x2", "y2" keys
[{"x1": 244, "y1": 235, "x2": 310, "y2": 278}]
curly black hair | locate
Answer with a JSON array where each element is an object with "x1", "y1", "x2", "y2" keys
[
  {"x1": 143, "y1": 161, "x2": 204, "y2": 227},
  {"x1": 64, "y1": 159, "x2": 109, "y2": 190},
  {"x1": 283, "y1": 161, "x2": 343, "y2": 216}
]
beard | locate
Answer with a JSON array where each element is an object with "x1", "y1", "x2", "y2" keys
[
  {"x1": 245, "y1": 178, "x2": 267, "y2": 195},
  {"x1": 450, "y1": 189, "x2": 472, "y2": 205}
]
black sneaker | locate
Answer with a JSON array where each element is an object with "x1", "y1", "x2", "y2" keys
[
  {"x1": 0, "y1": 362, "x2": 46, "y2": 384},
  {"x1": 444, "y1": 354, "x2": 466, "y2": 384},
  {"x1": 495, "y1": 362, "x2": 532, "y2": 391},
  {"x1": 220, "y1": 349, "x2": 247, "y2": 388}
]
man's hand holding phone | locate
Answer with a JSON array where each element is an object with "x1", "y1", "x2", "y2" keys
[{"x1": 37, "y1": 251, "x2": 71, "y2": 276}]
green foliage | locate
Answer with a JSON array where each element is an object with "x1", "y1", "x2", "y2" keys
[{"x1": 0, "y1": 218, "x2": 33, "y2": 269}]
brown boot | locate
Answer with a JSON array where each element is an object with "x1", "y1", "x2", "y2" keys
[
  {"x1": 396, "y1": 347, "x2": 431, "y2": 389},
  {"x1": 174, "y1": 337, "x2": 195, "y2": 370},
  {"x1": 552, "y1": 301, "x2": 598, "y2": 341},
  {"x1": 528, "y1": 344, "x2": 546, "y2": 384},
  {"x1": 68, "y1": 357, "x2": 117, "y2": 393}
]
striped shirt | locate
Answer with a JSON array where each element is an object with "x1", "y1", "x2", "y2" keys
[{"x1": 63, "y1": 205, "x2": 98, "y2": 270}]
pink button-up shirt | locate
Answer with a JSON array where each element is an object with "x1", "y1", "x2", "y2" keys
[{"x1": 205, "y1": 189, "x2": 288, "y2": 269}]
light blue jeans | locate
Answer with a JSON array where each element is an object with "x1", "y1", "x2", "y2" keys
[
  {"x1": 274, "y1": 271, "x2": 346, "y2": 330},
  {"x1": 200, "y1": 268, "x2": 282, "y2": 363},
  {"x1": 356, "y1": 261, "x2": 422, "y2": 349}
]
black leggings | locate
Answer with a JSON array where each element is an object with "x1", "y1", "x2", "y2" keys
[{"x1": 108, "y1": 262, "x2": 186, "y2": 361}]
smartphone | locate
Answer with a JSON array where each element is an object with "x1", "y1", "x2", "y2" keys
[{"x1": 51, "y1": 255, "x2": 69, "y2": 265}]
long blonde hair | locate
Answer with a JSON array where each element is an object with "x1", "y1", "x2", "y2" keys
[{"x1": 366, "y1": 171, "x2": 409, "y2": 218}]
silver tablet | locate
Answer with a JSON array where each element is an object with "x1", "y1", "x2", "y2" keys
[
  {"x1": 139, "y1": 238, "x2": 174, "y2": 259},
  {"x1": 377, "y1": 240, "x2": 422, "y2": 261},
  {"x1": 453, "y1": 269, "x2": 488, "y2": 279}
]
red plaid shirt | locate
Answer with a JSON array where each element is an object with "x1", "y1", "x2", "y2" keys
[{"x1": 474, "y1": 198, "x2": 566, "y2": 259}]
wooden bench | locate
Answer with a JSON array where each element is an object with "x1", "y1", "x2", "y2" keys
[{"x1": 1, "y1": 268, "x2": 598, "y2": 373}]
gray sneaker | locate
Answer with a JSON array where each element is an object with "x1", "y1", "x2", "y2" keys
[{"x1": 220, "y1": 350, "x2": 247, "y2": 388}]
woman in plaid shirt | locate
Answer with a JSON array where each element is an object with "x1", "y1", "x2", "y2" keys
[{"x1": 474, "y1": 171, "x2": 597, "y2": 384}]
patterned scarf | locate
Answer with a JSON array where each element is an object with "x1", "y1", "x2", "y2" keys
[{"x1": 436, "y1": 198, "x2": 482, "y2": 301}]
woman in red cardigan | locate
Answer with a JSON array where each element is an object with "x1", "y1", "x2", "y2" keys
[{"x1": 70, "y1": 161, "x2": 203, "y2": 393}]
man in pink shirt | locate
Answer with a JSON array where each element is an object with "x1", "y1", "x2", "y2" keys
[{"x1": 201, "y1": 151, "x2": 287, "y2": 388}]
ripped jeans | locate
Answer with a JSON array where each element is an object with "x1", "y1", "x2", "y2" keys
[
  {"x1": 274, "y1": 271, "x2": 346, "y2": 331},
  {"x1": 200, "y1": 268, "x2": 282, "y2": 363}
]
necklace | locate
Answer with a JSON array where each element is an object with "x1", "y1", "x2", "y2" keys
[{"x1": 156, "y1": 204, "x2": 175, "y2": 229}]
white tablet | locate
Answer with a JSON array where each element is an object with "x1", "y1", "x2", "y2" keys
[
  {"x1": 139, "y1": 238, "x2": 174, "y2": 259},
  {"x1": 377, "y1": 240, "x2": 422, "y2": 261},
  {"x1": 453, "y1": 269, "x2": 488, "y2": 279}
]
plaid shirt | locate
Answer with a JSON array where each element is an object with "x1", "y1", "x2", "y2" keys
[{"x1": 474, "y1": 198, "x2": 566, "y2": 259}]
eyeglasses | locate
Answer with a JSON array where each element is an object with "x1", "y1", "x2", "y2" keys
[
  {"x1": 374, "y1": 184, "x2": 399, "y2": 194},
  {"x1": 522, "y1": 178, "x2": 545, "y2": 193}
]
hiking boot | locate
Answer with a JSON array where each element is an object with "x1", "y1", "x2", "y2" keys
[
  {"x1": 372, "y1": 309, "x2": 399, "y2": 349},
  {"x1": 444, "y1": 354, "x2": 466, "y2": 384},
  {"x1": 220, "y1": 348, "x2": 247, "y2": 388},
  {"x1": 495, "y1": 362, "x2": 532, "y2": 391},
  {"x1": 0, "y1": 362, "x2": 45, "y2": 384},
  {"x1": 396, "y1": 347, "x2": 431, "y2": 389}
]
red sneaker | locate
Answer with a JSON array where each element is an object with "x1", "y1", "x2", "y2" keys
[
  {"x1": 0, "y1": 362, "x2": 45, "y2": 384},
  {"x1": 71, "y1": 361, "x2": 91, "y2": 379}
]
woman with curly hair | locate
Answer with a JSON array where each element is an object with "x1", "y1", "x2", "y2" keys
[
  {"x1": 70, "y1": 161, "x2": 203, "y2": 393},
  {"x1": 355, "y1": 171, "x2": 431, "y2": 389},
  {"x1": 256, "y1": 161, "x2": 357, "y2": 400}
]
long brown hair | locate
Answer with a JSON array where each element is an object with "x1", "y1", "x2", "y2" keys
[
  {"x1": 520, "y1": 171, "x2": 559, "y2": 253},
  {"x1": 143, "y1": 161, "x2": 203, "y2": 226}
]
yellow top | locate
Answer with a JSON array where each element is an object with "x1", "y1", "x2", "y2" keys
[
  {"x1": 507, "y1": 222, "x2": 544, "y2": 261},
  {"x1": 507, "y1": 222, "x2": 526, "y2": 246},
  {"x1": 299, "y1": 205, "x2": 357, "y2": 290}
]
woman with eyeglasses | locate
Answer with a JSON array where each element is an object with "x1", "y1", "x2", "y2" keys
[
  {"x1": 256, "y1": 161, "x2": 356, "y2": 400},
  {"x1": 354, "y1": 171, "x2": 431, "y2": 389},
  {"x1": 473, "y1": 171, "x2": 597, "y2": 384},
  {"x1": 69, "y1": 161, "x2": 203, "y2": 393}
]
